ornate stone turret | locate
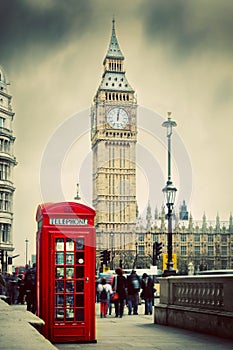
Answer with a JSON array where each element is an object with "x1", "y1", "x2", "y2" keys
[
  {"x1": 179, "y1": 200, "x2": 189, "y2": 220},
  {"x1": 188, "y1": 213, "x2": 194, "y2": 231},
  {"x1": 215, "y1": 213, "x2": 220, "y2": 232},
  {"x1": 146, "y1": 201, "x2": 152, "y2": 230},
  {"x1": 202, "y1": 212, "x2": 207, "y2": 232},
  {"x1": 229, "y1": 213, "x2": 233, "y2": 233},
  {"x1": 154, "y1": 207, "x2": 159, "y2": 220}
]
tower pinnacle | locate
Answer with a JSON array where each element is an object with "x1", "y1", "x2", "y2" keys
[{"x1": 105, "y1": 18, "x2": 124, "y2": 60}]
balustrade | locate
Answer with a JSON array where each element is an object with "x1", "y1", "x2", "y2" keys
[
  {"x1": 155, "y1": 275, "x2": 233, "y2": 339},
  {"x1": 173, "y1": 281, "x2": 224, "y2": 309}
]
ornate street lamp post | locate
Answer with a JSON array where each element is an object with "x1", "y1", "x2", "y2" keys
[
  {"x1": 25, "y1": 238, "x2": 29, "y2": 266},
  {"x1": 133, "y1": 242, "x2": 138, "y2": 269},
  {"x1": 110, "y1": 232, "x2": 114, "y2": 270},
  {"x1": 162, "y1": 113, "x2": 177, "y2": 276}
]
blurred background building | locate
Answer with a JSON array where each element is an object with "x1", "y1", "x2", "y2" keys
[{"x1": 0, "y1": 67, "x2": 17, "y2": 272}]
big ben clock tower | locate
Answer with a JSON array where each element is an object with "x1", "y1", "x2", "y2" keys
[{"x1": 91, "y1": 19, "x2": 137, "y2": 267}]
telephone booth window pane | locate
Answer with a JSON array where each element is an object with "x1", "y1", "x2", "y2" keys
[
  {"x1": 76, "y1": 280, "x2": 84, "y2": 292},
  {"x1": 56, "y1": 309, "x2": 64, "y2": 320},
  {"x1": 66, "y1": 308, "x2": 74, "y2": 320},
  {"x1": 76, "y1": 294, "x2": 84, "y2": 307},
  {"x1": 66, "y1": 267, "x2": 74, "y2": 279},
  {"x1": 76, "y1": 309, "x2": 84, "y2": 321},
  {"x1": 56, "y1": 280, "x2": 64, "y2": 292},
  {"x1": 76, "y1": 266, "x2": 84, "y2": 278},
  {"x1": 56, "y1": 267, "x2": 64, "y2": 278},
  {"x1": 56, "y1": 238, "x2": 64, "y2": 251},
  {"x1": 56, "y1": 252, "x2": 64, "y2": 265},
  {"x1": 66, "y1": 295, "x2": 74, "y2": 306},
  {"x1": 66, "y1": 253, "x2": 74, "y2": 264},
  {"x1": 76, "y1": 238, "x2": 84, "y2": 250},
  {"x1": 76, "y1": 252, "x2": 84, "y2": 264},
  {"x1": 66, "y1": 238, "x2": 74, "y2": 251},
  {"x1": 55, "y1": 294, "x2": 64, "y2": 307},
  {"x1": 54, "y1": 236, "x2": 87, "y2": 325},
  {"x1": 66, "y1": 280, "x2": 74, "y2": 292}
]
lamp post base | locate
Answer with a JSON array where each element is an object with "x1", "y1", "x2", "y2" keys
[{"x1": 162, "y1": 269, "x2": 176, "y2": 277}]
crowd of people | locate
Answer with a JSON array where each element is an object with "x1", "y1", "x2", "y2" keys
[
  {"x1": 97, "y1": 268, "x2": 155, "y2": 318},
  {"x1": 1, "y1": 264, "x2": 154, "y2": 319},
  {"x1": 0, "y1": 263, "x2": 36, "y2": 313}
]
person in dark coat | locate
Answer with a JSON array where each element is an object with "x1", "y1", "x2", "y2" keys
[
  {"x1": 24, "y1": 263, "x2": 36, "y2": 313},
  {"x1": 8, "y1": 272, "x2": 20, "y2": 304},
  {"x1": 0, "y1": 269, "x2": 6, "y2": 295},
  {"x1": 141, "y1": 273, "x2": 154, "y2": 315},
  {"x1": 127, "y1": 270, "x2": 140, "y2": 315},
  {"x1": 17, "y1": 274, "x2": 25, "y2": 304},
  {"x1": 112, "y1": 267, "x2": 126, "y2": 318}
]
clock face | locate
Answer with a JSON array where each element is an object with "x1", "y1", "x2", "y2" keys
[{"x1": 107, "y1": 108, "x2": 128, "y2": 129}]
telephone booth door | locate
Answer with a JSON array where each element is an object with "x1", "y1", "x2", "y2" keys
[{"x1": 36, "y1": 202, "x2": 96, "y2": 343}]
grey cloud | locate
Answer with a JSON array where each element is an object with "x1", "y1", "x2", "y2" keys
[
  {"x1": 0, "y1": 0, "x2": 94, "y2": 67},
  {"x1": 214, "y1": 77, "x2": 233, "y2": 107},
  {"x1": 140, "y1": 0, "x2": 233, "y2": 57}
]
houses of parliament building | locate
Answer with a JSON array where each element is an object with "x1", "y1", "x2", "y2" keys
[
  {"x1": 91, "y1": 20, "x2": 233, "y2": 274},
  {"x1": 136, "y1": 201, "x2": 233, "y2": 274}
]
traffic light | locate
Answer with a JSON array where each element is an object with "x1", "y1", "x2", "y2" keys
[
  {"x1": 106, "y1": 250, "x2": 111, "y2": 264},
  {"x1": 153, "y1": 242, "x2": 163, "y2": 265},
  {"x1": 100, "y1": 250, "x2": 105, "y2": 263},
  {"x1": 100, "y1": 250, "x2": 111, "y2": 266},
  {"x1": 103, "y1": 250, "x2": 110, "y2": 265},
  {"x1": 156, "y1": 242, "x2": 163, "y2": 258},
  {"x1": 103, "y1": 250, "x2": 107, "y2": 264},
  {"x1": 8, "y1": 256, "x2": 12, "y2": 265}
]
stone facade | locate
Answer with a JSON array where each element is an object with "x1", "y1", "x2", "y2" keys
[
  {"x1": 0, "y1": 67, "x2": 17, "y2": 272},
  {"x1": 135, "y1": 202, "x2": 233, "y2": 273}
]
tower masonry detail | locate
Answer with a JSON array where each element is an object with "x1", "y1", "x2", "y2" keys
[{"x1": 91, "y1": 20, "x2": 137, "y2": 265}]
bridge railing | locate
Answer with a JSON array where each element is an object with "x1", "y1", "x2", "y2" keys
[{"x1": 155, "y1": 275, "x2": 233, "y2": 339}]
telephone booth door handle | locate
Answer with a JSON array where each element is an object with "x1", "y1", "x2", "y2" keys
[{"x1": 86, "y1": 277, "x2": 89, "y2": 283}]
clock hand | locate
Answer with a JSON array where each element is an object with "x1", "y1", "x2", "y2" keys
[{"x1": 117, "y1": 108, "x2": 120, "y2": 121}]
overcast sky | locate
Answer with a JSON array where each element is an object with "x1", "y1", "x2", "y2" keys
[{"x1": 1, "y1": 0, "x2": 233, "y2": 265}]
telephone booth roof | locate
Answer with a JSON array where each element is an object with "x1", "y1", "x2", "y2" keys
[{"x1": 36, "y1": 201, "x2": 96, "y2": 223}]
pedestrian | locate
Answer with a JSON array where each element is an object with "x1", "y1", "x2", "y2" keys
[
  {"x1": 8, "y1": 272, "x2": 20, "y2": 304},
  {"x1": 140, "y1": 273, "x2": 154, "y2": 315},
  {"x1": 127, "y1": 269, "x2": 140, "y2": 315},
  {"x1": 24, "y1": 263, "x2": 36, "y2": 313},
  {"x1": 17, "y1": 274, "x2": 25, "y2": 304},
  {"x1": 3, "y1": 272, "x2": 11, "y2": 304},
  {"x1": 0, "y1": 269, "x2": 6, "y2": 295},
  {"x1": 97, "y1": 277, "x2": 112, "y2": 318},
  {"x1": 112, "y1": 267, "x2": 127, "y2": 318}
]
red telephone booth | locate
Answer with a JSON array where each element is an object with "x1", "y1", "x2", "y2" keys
[{"x1": 36, "y1": 202, "x2": 96, "y2": 343}]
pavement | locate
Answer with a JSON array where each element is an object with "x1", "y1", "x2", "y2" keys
[
  {"x1": 1, "y1": 299, "x2": 233, "y2": 350},
  {"x1": 55, "y1": 303, "x2": 233, "y2": 350},
  {"x1": 0, "y1": 298, "x2": 56, "y2": 350}
]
